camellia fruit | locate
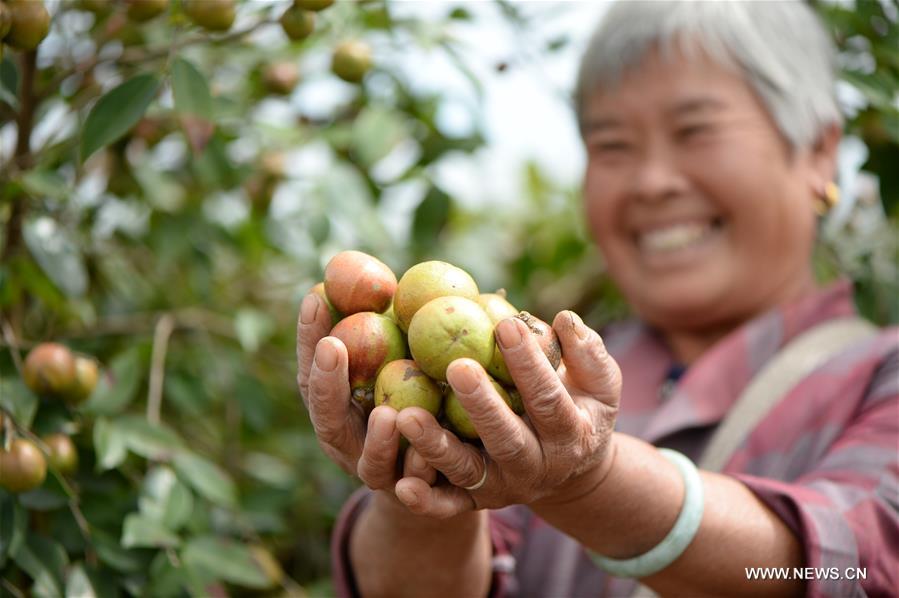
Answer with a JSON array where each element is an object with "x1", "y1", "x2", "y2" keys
[
  {"x1": 0, "y1": 438, "x2": 47, "y2": 493},
  {"x1": 0, "y1": 3, "x2": 12, "y2": 40},
  {"x1": 279, "y1": 5, "x2": 314, "y2": 41},
  {"x1": 445, "y1": 376, "x2": 520, "y2": 440},
  {"x1": 393, "y1": 260, "x2": 479, "y2": 332},
  {"x1": 23, "y1": 343, "x2": 77, "y2": 400},
  {"x1": 263, "y1": 61, "x2": 300, "y2": 96},
  {"x1": 294, "y1": 0, "x2": 333, "y2": 11},
  {"x1": 310, "y1": 282, "x2": 341, "y2": 327},
  {"x1": 125, "y1": 0, "x2": 168, "y2": 22},
  {"x1": 407, "y1": 296, "x2": 494, "y2": 381},
  {"x1": 331, "y1": 40, "x2": 372, "y2": 84},
  {"x1": 183, "y1": 0, "x2": 234, "y2": 32},
  {"x1": 4, "y1": 0, "x2": 51, "y2": 51},
  {"x1": 324, "y1": 250, "x2": 397, "y2": 316},
  {"x1": 42, "y1": 433, "x2": 78, "y2": 474},
  {"x1": 373, "y1": 359, "x2": 442, "y2": 416},
  {"x1": 329, "y1": 312, "x2": 406, "y2": 408},
  {"x1": 65, "y1": 356, "x2": 100, "y2": 405}
]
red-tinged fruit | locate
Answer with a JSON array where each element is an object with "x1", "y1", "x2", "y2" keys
[
  {"x1": 445, "y1": 376, "x2": 517, "y2": 440},
  {"x1": 23, "y1": 343, "x2": 77, "y2": 400},
  {"x1": 4, "y1": 0, "x2": 50, "y2": 51},
  {"x1": 311, "y1": 282, "x2": 341, "y2": 326},
  {"x1": 407, "y1": 296, "x2": 494, "y2": 381},
  {"x1": 263, "y1": 61, "x2": 300, "y2": 95},
  {"x1": 324, "y1": 250, "x2": 397, "y2": 316},
  {"x1": 329, "y1": 312, "x2": 406, "y2": 409},
  {"x1": 66, "y1": 356, "x2": 100, "y2": 405},
  {"x1": 42, "y1": 433, "x2": 78, "y2": 474},
  {"x1": 394, "y1": 261, "x2": 479, "y2": 332},
  {"x1": 373, "y1": 359, "x2": 442, "y2": 416},
  {"x1": 0, "y1": 439, "x2": 47, "y2": 493}
]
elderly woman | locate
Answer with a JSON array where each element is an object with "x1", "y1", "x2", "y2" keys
[{"x1": 297, "y1": 2, "x2": 898, "y2": 596}]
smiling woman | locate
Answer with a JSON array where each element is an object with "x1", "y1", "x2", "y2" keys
[{"x1": 296, "y1": 2, "x2": 899, "y2": 597}]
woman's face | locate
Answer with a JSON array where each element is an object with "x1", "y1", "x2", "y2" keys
[{"x1": 582, "y1": 48, "x2": 835, "y2": 334}]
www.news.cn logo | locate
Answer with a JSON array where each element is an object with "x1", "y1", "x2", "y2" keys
[{"x1": 745, "y1": 567, "x2": 867, "y2": 581}]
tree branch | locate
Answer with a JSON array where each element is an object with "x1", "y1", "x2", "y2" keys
[{"x1": 146, "y1": 313, "x2": 176, "y2": 425}]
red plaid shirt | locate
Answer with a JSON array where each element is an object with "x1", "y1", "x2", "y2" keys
[{"x1": 332, "y1": 280, "x2": 899, "y2": 597}]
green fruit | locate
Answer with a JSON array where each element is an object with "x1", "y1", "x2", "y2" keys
[
  {"x1": 0, "y1": 3, "x2": 12, "y2": 40},
  {"x1": 294, "y1": 0, "x2": 333, "y2": 11},
  {"x1": 5, "y1": 0, "x2": 50, "y2": 51},
  {"x1": 445, "y1": 376, "x2": 517, "y2": 440},
  {"x1": 407, "y1": 296, "x2": 494, "y2": 381},
  {"x1": 477, "y1": 291, "x2": 519, "y2": 383},
  {"x1": 126, "y1": 0, "x2": 168, "y2": 21},
  {"x1": 0, "y1": 438, "x2": 47, "y2": 493},
  {"x1": 183, "y1": 0, "x2": 234, "y2": 32},
  {"x1": 42, "y1": 433, "x2": 78, "y2": 474},
  {"x1": 329, "y1": 312, "x2": 406, "y2": 409},
  {"x1": 65, "y1": 356, "x2": 99, "y2": 405},
  {"x1": 374, "y1": 359, "x2": 442, "y2": 417},
  {"x1": 394, "y1": 261, "x2": 479, "y2": 332},
  {"x1": 279, "y1": 5, "x2": 314, "y2": 40},
  {"x1": 331, "y1": 40, "x2": 372, "y2": 84},
  {"x1": 324, "y1": 250, "x2": 397, "y2": 316},
  {"x1": 23, "y1": 343, "x2": 76, "y2": 400}
]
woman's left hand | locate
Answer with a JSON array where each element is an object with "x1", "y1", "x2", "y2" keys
[{"x1": 393, "y1": 311, "x2": 622, "y2": 518}]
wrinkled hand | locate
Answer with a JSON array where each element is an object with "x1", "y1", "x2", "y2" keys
[
  {"x1": 393, "y1": 311, "x2": 621, "y2": 518},
  {"x1": 296, "y1": 292, "x2": 435, "y2": 491}
]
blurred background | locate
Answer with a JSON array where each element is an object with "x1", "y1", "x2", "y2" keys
[{"x1": 0, "y1": 0, "x2": 896, "y2": 595}]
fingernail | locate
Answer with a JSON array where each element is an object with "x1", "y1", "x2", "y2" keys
[
  {"x1": 496, "y1": 318, "x2": 522, "y2": 349},
  {"x1": 401, "y1": 416, "x2": 423, "y2": 441},
  {"x1": 448, "y1": 361, "x2": 480, "y2": 394},
  {"x1": 301, "y1": 294, "x2": 319, "y2": 324},
  {"x1": 569, "y1": 311, "x2": 588, "y2": 340},
  {"x1": 396, "y1": 486, "x2": 418, "y2": 506},
  {"x1": 315, "y1": 340, "x2": 338, "y2": 372}
]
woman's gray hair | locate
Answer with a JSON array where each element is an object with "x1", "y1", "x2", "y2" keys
[{"x1": 575, "y1": 1, "x2": 842, "y2": 149}]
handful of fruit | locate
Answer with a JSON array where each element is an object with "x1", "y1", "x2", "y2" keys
[{"x1": 315, "y1": 250, "x2": 561, "y2": 441}]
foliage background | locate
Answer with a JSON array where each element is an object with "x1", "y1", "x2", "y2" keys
[{"x1": 0, "y1": 0, "x2": 896, "y2": 595}]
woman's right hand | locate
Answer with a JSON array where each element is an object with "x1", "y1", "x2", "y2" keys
[{"x1": 296, "y1": 291, "x2": 436, "y2": 491}]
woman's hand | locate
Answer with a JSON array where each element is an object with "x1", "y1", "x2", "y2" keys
[
  {"x1": 393, "y1": 311, "x2": 622, "y2": 517},
  {"x1": 296, "y1": 292, "x2": 436, "y2": 492}
]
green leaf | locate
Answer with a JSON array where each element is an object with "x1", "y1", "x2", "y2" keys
[
  {"x1": 412, "y1": 185, "x2": 451, "y2": 249},
  {"x1": 81, "y1": 73, "x2": 160, "y2": 161},
  {"x1": 93, "y1": 529, "x2": 146, "y2": 573},
  {"x1": 139, "y1": 466, "x2": 194, "y2": 531},
  {"x1": 84, "y1": 347, "x2": 144, "y2": 415},
  {"x1": 234, "y1": 308, "x2": 275, "y2": 353},
  {"x1": 171, "y1": 57, "x2": 213, "y2": 118},
  {"x1": 12, "y1": 534, "x2": 68, "y2": 598},
  {"x1": 93, "y1": 417, "x2": 128, "y2": 471},
  {"x1": 20, "y1": 169, "x2": 69, "y2": 201},
  {"x1": 65, "y1": 563, "x2": 97, "y2": 598},
  {"x1": 173, "y1": 452, "x2": 237, "y2": 508},
  {"x1": 0, "y1": 55, "x2": 18, "y2": 108},
  {"x1": 0, "y1": 492, "x2": 28, "y2": 566},
  {"x1": 23, "y1": 216, "x2": 89, "y2": 298},
  {"x1": 116, "y1": 415, "x2": 185, "y2": 460},
  {"x1": 0, "y1": 375, "x2": 39, "y2": 428},
  {"x1": 121, "y1": 513, "x2": 181, "y2": 548},
  {"x1": 351, "y1": 106, "x2": 408, "y2": 167},
  {"x1": 181, "y1": 536, "x2": 270, "y2": 589}
]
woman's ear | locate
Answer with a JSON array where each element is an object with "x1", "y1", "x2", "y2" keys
[{"x1": 807, "y1": 123, "x2": 842, "y2": 194}]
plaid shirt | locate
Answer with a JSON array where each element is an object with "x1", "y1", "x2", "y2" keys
[{"x1": 332, "y1": 280, "x2": 899, "y2": 597}]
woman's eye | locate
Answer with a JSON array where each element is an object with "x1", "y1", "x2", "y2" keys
[
  {"x1": 591, "y1": 140, "x2": 631, "y2": 154},
  {"x1": 677, "y1": 124, "x2": 711, "y2": 140}
]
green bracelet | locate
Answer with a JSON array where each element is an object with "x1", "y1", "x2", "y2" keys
[{"x1": 588, "y1": 448, "x2": 704, "y2": 578}]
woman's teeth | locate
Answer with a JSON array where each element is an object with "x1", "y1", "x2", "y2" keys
[{"x1": 638, "y1": 221, "x2": 719, "y2": 253}]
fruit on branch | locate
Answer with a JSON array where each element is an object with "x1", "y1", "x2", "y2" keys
[
  {"x1": 125, "y1": 0, "x2": 168, "y2": 22},
  {"x1": 0, "y1": 438, "x2": 47, "y2": 493},
  {"x1": 393, "y1": 260, "x2": 479, "y2": 332},
  {"x1": 329, "y1": 312, "x2": 406, "y2": 409},
  {"x1": 23, "y1": 343, "x2": 76, "y2": 400},
  {"x1": 4, "y1": 0, "x2": 50, "y2": 51},
  {"x1": 407, "y1": 296, "x2": 494, "y2": 381},
  {"x1": 279, "y1": 5, "x2": 314, "y2": 41},
  {"x1": 42, "y1": 433, "x2": 78, "y2": 474},
  {"x1": 183, "y1": 0, "x2": 235, "y2": 32},
  {"x1": 294, "y1": 0, "x2": 333, "y2": 11},
  {"x1": 263, "y1": 61, "x2": 300, "y2": 95},
  {"x1": 331, "y1": 40, "x2": 372, "y2": 83},
  {"x1": 66, "y1": 356, "x2": 100, "y2": 405},
  {"x1": 445, "y1": 376, "x2": 520, "y2": 440},
  {"x1": 324, "y1": 250, "x2": 397, "y2": 316},
  {"x1": 373, "y1": 359, "x2": 442, "y2": 416}
]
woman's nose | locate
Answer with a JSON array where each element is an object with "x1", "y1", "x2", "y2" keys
[{"x1": 630, "y1": 144, "x2": 688, "y2": 204}]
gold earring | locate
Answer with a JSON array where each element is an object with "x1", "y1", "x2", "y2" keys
[{"x1": 815, "y1": 181, "x2": 839, "y2": 216}]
